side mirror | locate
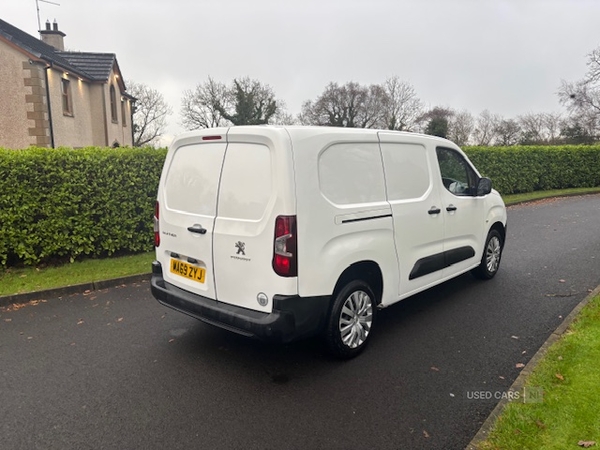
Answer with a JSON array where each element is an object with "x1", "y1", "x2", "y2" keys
[{"x1": 476, "y1": 177, "x2": 492, "y2": 196}]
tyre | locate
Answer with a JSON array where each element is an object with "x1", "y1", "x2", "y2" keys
[
  {"x1": 325, "y1": 280, "x2": 377, "y2": 359},
  {"x1": 472, "y1": 229, "x2": 503, "y2": 280}
]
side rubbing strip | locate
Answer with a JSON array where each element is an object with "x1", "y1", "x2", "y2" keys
[
  {"x1": 409, "y1": 246, "x2": 476, "y2": 280},
  {"x1": 341, "y1": 214, "x2": 393, "y2": 224}
]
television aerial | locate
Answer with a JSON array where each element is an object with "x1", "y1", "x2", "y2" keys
[{"x1": 35, "y1": 0, "x2": 61, "y2": 34}]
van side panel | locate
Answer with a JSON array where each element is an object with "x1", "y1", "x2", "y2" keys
[{"x1": 288, "y1": 128, "x2": 399, "y2": 306}]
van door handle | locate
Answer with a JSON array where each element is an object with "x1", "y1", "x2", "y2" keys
[
  {"x1": 187, "y1": 224, "x2": 207, "y2": 235},
  {"x1": 428, "y1": 207, "x2": 441, "y2": 215},
  {"x1": 446, "y1": 205, "x2": 457, "y2": 212}
]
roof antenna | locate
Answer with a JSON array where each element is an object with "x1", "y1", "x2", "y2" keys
[{"x1": 35, "y1": 0, "x2": 60, "y2": 35}]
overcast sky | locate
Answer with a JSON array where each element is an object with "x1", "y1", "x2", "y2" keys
[{"x1": 4, "y1": 0, "x2": 600, "y2": 142}]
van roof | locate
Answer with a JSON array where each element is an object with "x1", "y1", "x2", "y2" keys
[{"x1": 170, "y1": 125, "x2": 458, "y2": 148}]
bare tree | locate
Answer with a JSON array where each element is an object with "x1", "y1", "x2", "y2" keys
[
  {"x1": 558, "y1": 46, "x2": 600, "y2": 141},
  {"x1": 180, "y1": 77, "x2": 231, "y2": 130},
  {"x1": 127, "y1": 80, "x2": 171, "y2": 146},
  {"x1": 300, "y1": 81, "x2": 385, "y2": 128},
  {"x1": 494, "y1": 118, "x2": 521, "y2": 146},
  {"x1": 381, "y1": 76, "x2": 423, "y2": 131},
  {"x1": 518, "y1": 112, "x2": 546, "y2": 144},
  {"x1": 448, "y1": 110, "x2": 475, "y2": 146},
  {"x1": 543, "y1": 112, "x2": 562, "y2": 144},
  {"x1": 270, "y1": 100, "x2": 297, "y2": 125},
  {"x1": 517, "y1": 112, "x2": 563, "y2": 144},
  {"x1": 560, "y1": 113, "x2": 598, "y2": 144},
  {"x1": 473, "y1": 110, "x2": 500, "y2": 146}
]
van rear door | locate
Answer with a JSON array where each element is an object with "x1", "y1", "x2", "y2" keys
[
  {"x1": 212, "y1": 128, "x2": 297, "y2": 314},
  {"x1": 157, "y1": 133, "x2": 227, "y2": 300}
]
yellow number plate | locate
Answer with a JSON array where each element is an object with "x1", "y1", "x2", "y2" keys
[{"x1": 170, "y1": 259, "x2": 206, "y2": 283}]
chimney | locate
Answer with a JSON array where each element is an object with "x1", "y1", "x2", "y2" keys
[{"x1": 40, "y1": 20, "x2": 66, "y2": 51}]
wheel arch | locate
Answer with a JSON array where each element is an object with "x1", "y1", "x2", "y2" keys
[
  {"x1": 489, "y1": 221, "x2": 506, "y2": 245},
  {"x1": 331, "y1": 261, "x2": 384, "y2": 307}
]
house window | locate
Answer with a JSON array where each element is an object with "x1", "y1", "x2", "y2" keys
[
  {"x1": 110, "y1": 84, "x2": 118, "y2": 123},
  {"x1": 61, "y1": 78, "x2": 73, "y2": 116},
  {"x1": 121, "y1": 99, "x2": 127, "y2": 127}
]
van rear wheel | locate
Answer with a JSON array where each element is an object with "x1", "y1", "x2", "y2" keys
[{"x1": 325, "y1": 280, "x2": 377, "y2": 359}]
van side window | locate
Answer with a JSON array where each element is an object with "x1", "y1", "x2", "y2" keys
[
  {"x1": 318, "y1": 143, "x2": 386, "y2": 205},
  {"x1": 380, "y1": 143, "x2": 430, "y2": 201},
  {"x1": 436, "y1": 147, "x2": 477, "y2": 196}
]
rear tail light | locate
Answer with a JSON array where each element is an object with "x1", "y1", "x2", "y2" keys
[
  {"x1": 153, "y1": 201, "x2": 160, "y2": 247},
  {"x1": 272, "y1": 215, "x2": 297, "y2": 277}
]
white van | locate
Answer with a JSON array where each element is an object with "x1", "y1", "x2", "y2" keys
[{"x1": 151, "y1": 126, "x2": 507, "y2": 358}]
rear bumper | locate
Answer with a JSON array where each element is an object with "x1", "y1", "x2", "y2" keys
[{"x1": 150, "y1": 261, "x2": 330, "y2": 343}]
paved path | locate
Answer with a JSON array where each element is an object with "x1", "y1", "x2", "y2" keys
[{"x1": 1, "y1": 194, "x2": 599, "y2": 450}]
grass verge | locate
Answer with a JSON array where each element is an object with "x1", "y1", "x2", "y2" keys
[
  {"x1": 478, "y1": 293, "x2": 600, "y2": 449},
  {"x1": 502, "y1": 186, "x2": 600, "y2": 206},
  {"x1": 0, "y1": 252, "x2": 154, "y2": 296}
]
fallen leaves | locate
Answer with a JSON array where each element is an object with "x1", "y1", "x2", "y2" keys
[
  {"x1": 77, "y1": 319, "x2": 84, "y2": 325},
  {"x1": 423, "y1": 430, "x2": 430, "y2": 438},
  {"x1": 430, "y1": 366, "x2": 440, "y2": 372},
  {"x1": 2, "y1": 299, "x2": 47, "y2": 312},
  {"x1": 578, "y1": 441, "x2": 596, "y2": 448},
  {"x1": 555, "y1": 373, "x2": 565, "y2": 381},
  {"x1": 516, "y1": 363, "x2": 525, "y2": 369}
]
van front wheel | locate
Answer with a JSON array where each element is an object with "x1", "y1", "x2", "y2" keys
[
  {"x1": 325, "y1": 280, "x2": 377, "y2": 359},
  {"x1": 472, "y1": 229, "x2": 503, "y2": 280}
]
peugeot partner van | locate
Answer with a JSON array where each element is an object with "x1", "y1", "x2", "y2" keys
[{"x1": 150, "y1": 126, "x2": 507, "y2": 358}]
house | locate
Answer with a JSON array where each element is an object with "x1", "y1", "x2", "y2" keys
[{"x1": 0, "y1": 18, "x2": 134, "y2": 149}]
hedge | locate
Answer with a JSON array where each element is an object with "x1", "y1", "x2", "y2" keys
[
  {"x1": 464, "y1": 145, "x2": 600, "y2": 195},
  {"x1": 0, "y1": 147, "x2": 166, "y2": 267},
  {"x1": 1, "y1": 144, "x2": 599, "y2": 268}
]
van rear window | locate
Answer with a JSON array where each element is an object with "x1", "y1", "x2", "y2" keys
[
  {"x1": 164, "y1": 143, "x2": 226, "y2": 216},
  {"x1": 217, "y1": 143, "x2": 272, "y2": 221}
]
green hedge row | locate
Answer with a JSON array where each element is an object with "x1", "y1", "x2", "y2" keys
[
  {"x1": 0, "y1": 147, "x2": 166, "y2": 267},
  {"x1": 1, "y1": 144, "x2": 599, "y2": 267},
  {"x1": 465, "y1": 145, "x2": 600, "y2": 195}
]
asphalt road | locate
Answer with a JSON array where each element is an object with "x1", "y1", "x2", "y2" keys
[{"x1": 1, "y1": 194, "x2": 599, "y2": 450}]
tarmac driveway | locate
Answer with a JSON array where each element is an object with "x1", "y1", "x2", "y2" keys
[{"x1": 1, "y1": 194, "x2": 599, "y2": 450}]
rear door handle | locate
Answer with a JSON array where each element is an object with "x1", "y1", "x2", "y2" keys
[
  {"x1": 187, "y1": 224, "x2": 207, "y2": 234},
  {"x1": 428, "y1": 207, "x2": 441, "y2": 215},
  {"x1": 446, "y1": 205, "x2": 457, "y2": 212}
]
